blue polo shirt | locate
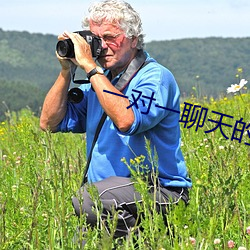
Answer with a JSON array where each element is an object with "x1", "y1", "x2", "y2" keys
[{"x1": 58, "y1": 52, "x2": 192, "y2": 188}]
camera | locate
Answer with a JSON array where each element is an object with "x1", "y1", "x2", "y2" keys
[{"x1": 56, "y1": 30, "x2": 102, "y2": 58}]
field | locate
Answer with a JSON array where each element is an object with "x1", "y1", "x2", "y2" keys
[{"x1": 0, "y1": 88, "x2": 249, "y2": 249}]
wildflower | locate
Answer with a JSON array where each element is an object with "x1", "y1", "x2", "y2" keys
[
  {"x1": 135, "y1": 156, "x2": 143, "y2": 164},
  {"x1": 42, "y1": 213, "x2": 48, "y2": 221},
  {"x1": 130, "y1": 159, "x2": 135, "y2": 165},
  {"x1": 219, "y1": 145, "x2": 224, "y2": 150},
  {"x1": 135, "y1": 157, "x2": 141, "y2": 164},
  {"x1": 196, "y1": 179, "x2": 202, "y2": 185},
  {"x1": 12, "y1": 185, "x2": 17, "y2": 192},
  {"x1": 237, "y1": 67, "x2": 243, "y2": 73},
  {"x1": 228, "y1": 240, "x2": 235, "y2": 248},
  {"x1": 121, "y1": 157, "x2": 126, "y2": 163},
  {"x1": 246, "y1": 226, "x2": 250, "y2": 235},
  {"x1": 214, "y1": 238, "x2": 221, "y2": 244},
  {"x1": 238, "y1": 247, "x2": 246, "y2": 250},
  {"x1": 189, "y1": 237, "x2": 196, "y2": 246},
  {"x1": 227, "y1": 79, "x2": 248, "y2": 93},
  {"x1": 20, "y1": 207, "x2": 25, "y2": 214}
]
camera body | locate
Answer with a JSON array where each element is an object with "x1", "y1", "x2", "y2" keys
[{"x1": 56, "y1": 30, "x2": 102, "y2": 58}]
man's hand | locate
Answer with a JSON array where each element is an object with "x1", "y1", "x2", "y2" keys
[
  {"x1": 62, "y1": 31, "x2": 96, "y2": 73},
  {"x1": 56, "y1": 33, "x2": 79, "y2": 71}
]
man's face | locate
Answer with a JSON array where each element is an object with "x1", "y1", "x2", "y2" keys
[{"x1": 89, "y1": 20, "x2": 138, "y2": 73}]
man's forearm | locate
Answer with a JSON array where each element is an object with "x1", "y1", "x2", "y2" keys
[
  {"x1": 40, "y1": 70, "x2": 71, "y2": 132},
  {"x1": 90, "y1": 73, "x2": 134, "y2": 132}
]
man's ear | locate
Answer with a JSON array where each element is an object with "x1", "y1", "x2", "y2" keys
[{"x1": 131, "y1": 36, "x2": 139, "y2": 48}]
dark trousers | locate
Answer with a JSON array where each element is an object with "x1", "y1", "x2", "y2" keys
[{"x1": 72, "y1": 176, "x2": 189, "y2": 238}]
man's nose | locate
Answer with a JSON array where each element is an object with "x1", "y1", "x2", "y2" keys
[{"x1": 101, "y1": 38, "x2": 108, "y2": 49}]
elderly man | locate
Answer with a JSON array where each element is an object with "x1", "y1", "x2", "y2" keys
[{"x1": 40, "y1": 0, "x2": 192, "y2": 241}]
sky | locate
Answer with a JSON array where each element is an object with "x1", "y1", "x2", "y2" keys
[{"x1": 1, "y1": 0, "x2": 250, "y2": 42}]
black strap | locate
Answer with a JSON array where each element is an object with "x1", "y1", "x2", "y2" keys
[
  {"x1": 114, "y1": 49, "x2": 147, "y2": 91},
  {"x1": 81, "y1": 50, "x2": 149, "y2": 185}
]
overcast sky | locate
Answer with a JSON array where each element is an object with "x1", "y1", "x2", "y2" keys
[{"x1": 1, "y1": 0, "x2": 250, "y2": 42}]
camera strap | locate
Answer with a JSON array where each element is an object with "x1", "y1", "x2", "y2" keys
[{"x1": 81, "y1": 50, "x2": 149, "y2": 186}]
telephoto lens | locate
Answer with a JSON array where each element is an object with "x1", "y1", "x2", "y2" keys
[
  {"x1": 68, "y1": 88, "x2": 84, "y2": 103},
  {"x1": 56, "y1": 39, "x2": 75, "y2": 58}
]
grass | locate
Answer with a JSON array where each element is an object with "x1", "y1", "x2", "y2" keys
[{"x1": 0, "y1": 92, "x2": 250, "y2": 249}]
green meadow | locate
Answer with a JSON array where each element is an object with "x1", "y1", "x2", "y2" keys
[{"x1": 0, "y1": 88, "x2": 249, "y2": 249}]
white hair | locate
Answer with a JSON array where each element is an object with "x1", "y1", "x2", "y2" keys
[{"x1": 82, "y1": 0, "x2": 145, "y2": 49}]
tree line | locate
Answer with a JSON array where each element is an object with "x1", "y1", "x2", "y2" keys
[{"x1": 0, "y1": 28, "x2": 249, "y2": 121}]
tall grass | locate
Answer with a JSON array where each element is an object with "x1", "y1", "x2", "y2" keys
[{"x1": 0, "y1": 92, "x2": 249, "y2": 249}]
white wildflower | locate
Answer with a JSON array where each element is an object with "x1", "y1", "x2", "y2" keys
[
  {"x1": 214, "y1": 238, "x2": 221, "y2": 244},
  {"x1": 227, "y1": 79, "x2": 248, "y2": 93},
  {"x1": 238, "y1": 247, "x2": 246, "y2": 250}
]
